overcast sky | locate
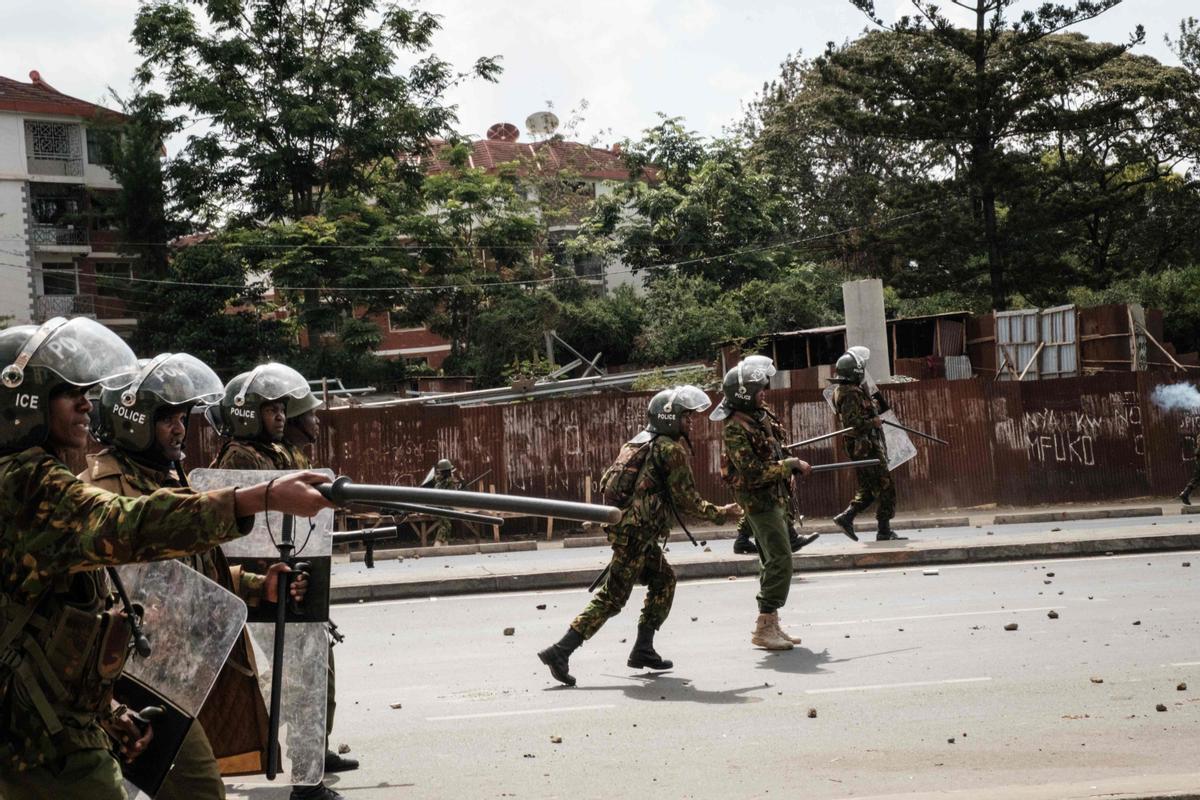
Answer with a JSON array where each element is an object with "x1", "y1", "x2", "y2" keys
[{"x1": 1, "y1": 0, "x2": 1194, "y2": 150}]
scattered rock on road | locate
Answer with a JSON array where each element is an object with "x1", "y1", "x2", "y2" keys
[
  {"x1": 338, "y1": 743, "x2": 351, "y2": 754},
  {"x1": 1046, "y1": 572, "x2": 1055, "y2": 577},
  {"x1": 947, "y1": 737, "x2": 956, "y2": 744},
  {"x1": 536, "y1": 604, "x2": 546, "y2": 610},
  {"x1": 503, "y1": 627, "x2": 515, "y2": 636},
  {"x1": 389, "y1": 702, "x2": 403, "y2": 709},
  {"x1": 807, "y1": 708, "x2": 817, "y2": 718},
  {"x1": 550, "y1": 736, "x2": 562, "y2": 744},
  {"x1": 1047, "y1": 611, "x2": 1059, "y2": 619},
  {"x1": 1156, "y1": 703, "x2": 1168, "y2": 712},
  {"x1": 1004, "y1": 623, "x2": 1019, "y2": 631},
  {"x1": 1132, "y1": 620, "x2": 1141, "y2": 626},
  {"x1": 1178, "y1": 682, "x2": 1188, "y2": 691},
  {"x1": 1090, "y1": 677, "x2": 1104, "y2": 684}
]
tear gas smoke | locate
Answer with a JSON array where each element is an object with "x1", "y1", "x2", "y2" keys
[{"x1": 1151, "y1": 383, "x2": 1200, "y2": 413}]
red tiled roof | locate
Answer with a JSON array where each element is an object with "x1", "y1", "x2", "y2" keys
[
  {"x1": 421, "y1": 137, "x2": 656, "y2": 182},
  {"x1": 0, "y1": 71, "x2": 124, "y2": 120}
]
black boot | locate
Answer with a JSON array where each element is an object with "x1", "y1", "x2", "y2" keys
[
  {"x1": 733, "y1": 530, "x2": 758, "y2": 554},
  {"x1": 790, "y1": 530, "x2": 820, "y2": 551},
  {"x1": 832, "y1": 505, "x2": 860, "y2": 541},
  {"x1": 325, "y1": 750, "x2": 360, "y2": 772},
  {"x1": 538, "y1": 628, "x2": 583, "y2": 686},
  {"x1": 1181, "y1": 489, "x2": 1192, "y2": 506},
  {"x1": 627, "y1": 624, "x2": 673, "y2": 670},
  {"x1": 875, "y1": 518, "x2": 906, "y2": 541},
  {"x1": 290, "y1": 784, "x2": 345, "y2": 800}
]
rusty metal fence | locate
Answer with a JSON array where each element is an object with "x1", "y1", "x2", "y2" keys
[{"x1": 183, "y1": 372, "x2": 1200, "y2": 519}]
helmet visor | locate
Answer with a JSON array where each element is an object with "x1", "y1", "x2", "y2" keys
[
  {"x1": 123, "y1": 353, "x2": 225, "y2": 407},
  {"x1": 847, "y1": 346, "x2": 871, "y2": 367},
  {"x1": 667, "y1": 385, "x2": 711, "y2": 414},
  {"x1": 239, "y1": 363, "x2": 312, "y2": 404},
  {"x1": 739, "y1": 355, "x2": 776, "y2": 385},
  {"x1": 1, "y1": 317, "x2": 137, "y2": 390}
]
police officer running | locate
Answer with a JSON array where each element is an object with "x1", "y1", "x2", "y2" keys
[{"x1": 537, "y1": 386, "x2": 740, "y2": 686}]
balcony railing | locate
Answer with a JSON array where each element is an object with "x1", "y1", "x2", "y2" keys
[
  {"x1": 34, "y1": 294, "x2": 95, "y2": 323},
  {"x1": 26, "y1": 155, "x2": 85, "y2": 177},
  {"x1": 30, "y1": 225, "x2": 88, "y2": 248},
  {"x1": 25, "y1": 121, "x2": 85, "y2": 178}
]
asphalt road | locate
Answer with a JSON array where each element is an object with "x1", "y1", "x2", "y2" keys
[{"x1": 231, "y1": 548, "x2": 1200, "y2": 800}]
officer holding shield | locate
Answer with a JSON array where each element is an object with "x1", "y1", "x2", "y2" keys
[{"x1": 0, "y1": 319, "x2": 331, "y2": 800}]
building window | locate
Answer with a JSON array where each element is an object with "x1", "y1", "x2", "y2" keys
[
  {"x1": 95, "y1": 262, "x2": 132, "y2": 297},
  {"x1": 388, "y1": 310, "x2": 423, "y2": 332},
  {"x1": 86, "y1": 128, "x2": 118, "y2": 166},
  {"x1": 89, "y1": 191, "x2": 121, "y2": 231},
  {"x1": 39, "y1": 263, "x2": 79, "y2": 296}
]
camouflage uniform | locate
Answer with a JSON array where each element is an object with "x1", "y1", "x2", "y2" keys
[
  {"x1": 430, "y1": 475, "x2": 464, "y2": 545},
  {"x1": 571, "y1": 436, "x2": 726, "y2": 639},
  {"x1": 722, "y1": 411, "x2": 794, "y2": 613},
  {"x1": 80, "y1": 448, "x2": 272, "y2": 800},
  {"x1": 212, "y1": 439, "x2": 291, "y2": 471},
  {"x1": 280, "y1": 441, "x2": 312, "y2": 471},
  {"x1": 0, "y1": 446, "x2": 251, "y2": 800},
  {"x1": 833, "y1": 383, "x2": 895, "y2": 522}
]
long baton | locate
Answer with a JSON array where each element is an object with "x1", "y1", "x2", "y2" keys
[
  {"x1": 807, "y1": 459, "x2": 884, "y2": 473},
  {"x1": 785, "y1": 427, "x2": 853, "y2": 450},
  {"x1": 265, "y1": 513, "x2": 293, "y2": 781},
  {"x1": 317, "y1": 477, "x2": 621, "y2": 525},
  {"x1": 882, "y1": 419, "x2": 949, "y2": 445}
]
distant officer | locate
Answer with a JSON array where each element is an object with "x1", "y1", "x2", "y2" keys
[
  {"x1": 208, "y1": 363, "x2": 307, "y2": 471},
  {"x1": 81, "y1": 353, "x2": 309, "y2": 800},
  {"x1": 429, "y1": 459, "x2": 463, "y2": 546},
  {"x1": 0, "y1": 318, "x2": 331, "y2": 800},
  {"x1": 1179, "y1": 430, "x2": 1200, "y2": 505},
  {"x1": 713, "y1": 356, "x2": 810, "y2": 651},
  {"x1": 538, "y1": 386, "x2": 741, "y2": 686},
  {"x1": 830, "y1": 348, "x2": 901, "y2": 541}
]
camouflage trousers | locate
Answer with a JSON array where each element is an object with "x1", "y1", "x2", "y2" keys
[
  {"x1": 0, "y1": 747, "x2": 125, "y2": 800},
  {"x1": 432, "y1": 518, "x2": 451, "y2": 545},
  {"x1": 570, "y1": 540, "x2": 675, "y2": 639},
  {"x1": 156, "y1": 720, "x2": 225, "y2": 800},
  {"x1": 850, "y1": 461, "x2": 896, "y2": 522},
  {"x1": 1185, "y1": 458, "x2": 1200, "y2": 494}
]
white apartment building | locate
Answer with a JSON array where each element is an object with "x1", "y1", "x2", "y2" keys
[{"x1": 0, "y1": 71, "x2": 135, "y2": 331}]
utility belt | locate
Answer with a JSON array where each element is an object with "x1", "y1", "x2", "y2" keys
[{"x1": 0, "y1": 577, "x2": 134, "y2": 746}]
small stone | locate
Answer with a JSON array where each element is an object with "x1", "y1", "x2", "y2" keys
[
  {"x1": 703, "y1": 547, "x2": 712, "y2": 553},
  {"x1": 620, "y1": 638, "x2": 627, "y2": 643},
  {"x1": 1004, "y1": 623, "x2": 1018, "y2": 631},
  {"x1": 390, "y1": 702, "x2": 403, "y2": 709},
  {"x1": 807, "y1": 708, "x2": 817, "y2": 718},
  {"x1": 536, "y1": 604, "x2": 546, "y2": 610},
  {"x1": 1184, "y1": 562, "x2": 1192, "y2": 567},
  {"x1": 338, "y1": 743, "x2": 351, "y2": 754},
  {"x1": 700, "y1": 540, "x2": 707, "y2": 546},
  {"x1": 1088, "y1": 596, "x2": 1094, "y2": 600},
  {"x1": 550, "y1": 736, "x2": 562, "y2": 744},
  {"x1": 524, "y1": 753, "x2": 536, "y2": 758},
  {"x1": 1050, "y1": 527, "x2": 1062, "y2": 532},
  {"x1": 1178, "y1": 682, "x2": 1188, "y2": 691},
  {"x1": 1132, "y1": 620, "x2": 1141, "y2": 626},
  {"x1": 1089, "y1": 677, "x2": 1103, "y2": 684},
  {"x1": 503, "y1": 627, "x2": 515, "y2": 636},
  {"x1": 947, "y1": 737, "x2": 956, "y2": 744},
  {"x1": 987, "y1": 531, "x2": 994, "y2": 535},
  {"x1": 1047, "y1": 611, "x2": 1059, "y2": 619},
  {"x1": 1044, "y1": 580, "x2": 1052, "y2": 585},
  {"x1": 1046, "y1": 572, "x2": 1055, "y2": 577},
  {"x1": 691, "y1": 617, "x2": 698, "y2": 622},
  {"x1": 1156, "y1": 703, "x2": 1167, "y2": 712}
]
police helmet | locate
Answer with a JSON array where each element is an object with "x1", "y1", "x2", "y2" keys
[
  {"x1": 92, "y1": 353, "x2": 223, "y2": 453},
  {"x1": 710, "y1": 355, "x2": 776, "y2": 421},
  {"x1": 646, "y1": 385, "x2": 711, "y2": 436},
  {"x1": 833, "y1": 346, "x2": 870, "y2": 384},
  {"x1": 211, "y1": 363, "x2": 312, "y2": 439},
  {"x1": 436, "y1": 458, "x2": 455, "y2": 473},
  {"x1": 0, "y1": 317, "x2": 137, "y2": 451}
]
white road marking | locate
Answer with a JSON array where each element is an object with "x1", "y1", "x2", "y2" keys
[
  {"x1": 804, "y1": 676, "x2": 992, "y2": 694},
  {"x1": 805, "y1": 606, "x2": 1061, "y2": 626},
  {"x1": 1167, "y1": 661, "x2": 1200, "y2": 667},
  {"x1": 426, "y1": 703, "x2": 615, "y2": 722}
]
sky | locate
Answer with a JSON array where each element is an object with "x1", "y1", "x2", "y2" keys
[{"x1": 1, "y1": 0, "x2": 1194, "y2": 151}]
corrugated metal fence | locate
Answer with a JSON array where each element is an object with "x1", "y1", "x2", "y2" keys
[{"x1": 185, "y1": 372, "x2": 1200, "y2": 519}]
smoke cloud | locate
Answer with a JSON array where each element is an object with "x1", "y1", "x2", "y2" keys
[{"x1": 1151, "y1": 383, "x2": 1200, "y2": 413}]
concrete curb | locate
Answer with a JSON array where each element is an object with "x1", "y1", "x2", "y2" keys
[
  {"x1": 992, "y1": 507, "x2": 1162, "y2": 524},
  {"x1": 331, "y1": 530, "x2": 1200, "y2": 604},
  {"x1": 347, "y1": 540, "x2": 536, "y2": 563}
]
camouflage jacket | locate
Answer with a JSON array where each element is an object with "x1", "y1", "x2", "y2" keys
[
  {"x1": 833, "y1": 383, "x2": 888, "y2": 462},
  {"x1": 212, "y1": 439, "x2": 291, "y2": 471},
  {"x1": 607, "y1": 435, "x2": 726, "y2": 549},
  {"x1": 0, "y1": 446, "x2": 250, "y2": 768},
  {"x1": 280, "y1": 440, "x2": 312, "y2": 470},
  {"x1": 722, "y1": 410, "x2": 791, "y2": 514},
  {"x1": 432, "y1": 476, "x2": 463, "y2": 491},
  {"x1": 78, "y1": 447, "x2": 271, "y2": 769}
]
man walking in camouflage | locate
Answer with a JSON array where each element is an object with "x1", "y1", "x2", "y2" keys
[
  {"x1": 713, "y1": 356, "x2": 812, "y2": 651},
  {"x1": 830, "y1": 349, "x2": 902, "y2": 541},
  {"x1": 537, "y1": 386, "x2": 740, "y2": 686},
  {"x1": 429, "y1": 460, "x2": 463, "y2": 545}
]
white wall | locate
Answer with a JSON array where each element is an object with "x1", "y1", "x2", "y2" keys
[
  {"x1": 0, "y1": 114, "x2": 26, "y2": 176},
  {"x1": 594, "y1": 180, "x2": 645, "y2": 295},
  {"x1": 0, "y1": 180, "x2": 33, "y2": 324}
]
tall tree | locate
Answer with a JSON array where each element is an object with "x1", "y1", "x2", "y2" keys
[
  {"x1": 822, "y1": 0, "x2": 1144, "y2": 307},
  {"x1": 133, "y1": 0, "x2": 499, "y2": 223}
]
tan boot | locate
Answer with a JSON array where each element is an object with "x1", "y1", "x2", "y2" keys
[
  {"x1": 752, "y1": 612, "x2": 794, "y2": 650},
  {"x1": 772, "y1": 612, "x2": 802, "y2": 645}
]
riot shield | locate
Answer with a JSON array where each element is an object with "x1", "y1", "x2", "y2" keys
[
  {"x1": 823, "y1": 377, "x2": 917, "y2": 472},
  {"x1": 116, "y1": 559, "x2": 248, "y2": 799},
  {"x1": 188, "y1": 468, "x2": 334, "y2": 787}
]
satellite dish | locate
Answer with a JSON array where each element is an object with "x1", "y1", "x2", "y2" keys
[
  {"x1": 486, "y1": 122, "x2": 520, "y2": 142},
  {"x1": 525, "y1": 111, "x2": 560, "y2": 137}
]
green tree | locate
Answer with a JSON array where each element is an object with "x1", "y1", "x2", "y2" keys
[{"x1": 822, "y1": 0, "x2": 1145, "y2": 307}]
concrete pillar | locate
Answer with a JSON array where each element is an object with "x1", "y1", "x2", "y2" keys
[{"x1": 842, "y1": 278, "x2": 891, "y2": 382}]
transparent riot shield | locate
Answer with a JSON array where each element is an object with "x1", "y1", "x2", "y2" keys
[
  {"x1": 823, "y1": 377, "x2": 917, "y2": 472},
  {"x1": 188, "y1": 468, "x2": 335, "y2": 787},
  {"x1": 116, "y1": 560, "x2": 248, "y2": 799}
]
